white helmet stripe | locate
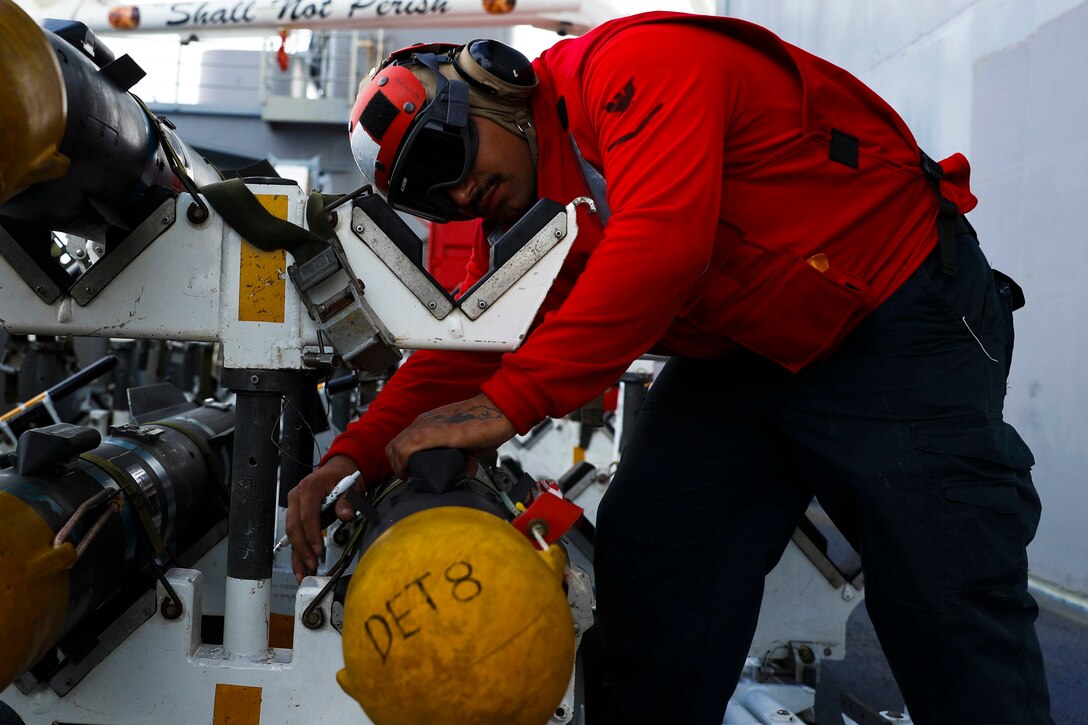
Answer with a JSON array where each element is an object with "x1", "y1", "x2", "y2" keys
[{"x1": 350, "y1": 123, "x2": 382, "y2": 190}]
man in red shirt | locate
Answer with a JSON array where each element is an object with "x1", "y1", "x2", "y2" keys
[{"x1": 287, "y1": 12, "x2": 1052, "y2": 723}]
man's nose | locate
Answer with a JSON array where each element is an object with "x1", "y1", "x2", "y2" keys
[{"x1": 447, "y1": 181, "x2": 473, "y2": 211}]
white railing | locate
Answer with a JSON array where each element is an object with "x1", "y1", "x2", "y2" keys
[
  {"x1": 105, "y1": 29, "x2": 379, "y2": 117},
  {"x1": 260, "y1": 29, "x2": 381, "y2": 117}
]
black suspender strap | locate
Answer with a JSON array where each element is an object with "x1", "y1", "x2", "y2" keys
[
  {"x1": 920, "y1": 151, "x2": 959, "y2": 277},
  {"x1": 829, "y1": 129, "x2": 859, "y2": 168},
  {"x1": 936, "y1": 195, "x2": 960, "y2": 278}
]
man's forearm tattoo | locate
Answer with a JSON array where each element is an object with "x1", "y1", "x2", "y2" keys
[{"x1": 423, "y1": 405, "x2": 502, "y2": 425}]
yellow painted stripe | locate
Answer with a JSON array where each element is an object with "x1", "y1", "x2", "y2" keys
[
  {"x1": 572, "y1": 446, "x2": 586, "y2": 464},
  {"x1": 213, "y1": 683, "x2": 262, "y2": 725},
  {"x1": 238, "y1": 194, "x2": 287, "y2": 323}
]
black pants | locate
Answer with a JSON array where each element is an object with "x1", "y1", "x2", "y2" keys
[{"x1": 593, "y1": 226, "x2": 1053, "y2": 724}]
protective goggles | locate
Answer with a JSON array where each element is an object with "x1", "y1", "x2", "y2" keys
[{"x1": 387, "y1": 114, "x2": 478, "y2": 222}]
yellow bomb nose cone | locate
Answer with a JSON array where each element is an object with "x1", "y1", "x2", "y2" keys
[
  {"x1": 0, "y1": 492, "x2": 74, "y2": 691},
  {"x1": 0, "y1": 0, "x2": 70, "y2": 205},
  {"x1": 338, "y1": 506, "x2": 575, "y2": 725}
]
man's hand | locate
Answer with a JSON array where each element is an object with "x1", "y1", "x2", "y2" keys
[
  {"x1": 285, "y1": 454, "x2": 361, "y2": 583},
  {"x1": 386, "y1": 393, "x2": 515, "y2": 478}
]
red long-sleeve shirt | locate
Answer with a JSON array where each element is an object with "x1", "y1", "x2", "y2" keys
[{"x1": 324, "y1": 13, "x2": 976, "y2": 485}]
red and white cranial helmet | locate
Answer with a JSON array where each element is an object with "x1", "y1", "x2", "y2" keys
[
  {"x1": 348, "y1": 41, "x2": 537, "y2": 222},
  {"x1": 349, "y1": 64, "x2": 426, "y2": 197}
]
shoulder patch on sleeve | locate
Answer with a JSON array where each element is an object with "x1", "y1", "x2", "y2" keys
[{"x1": 603, "y1": 77, "x2": 635, "y2": 114}]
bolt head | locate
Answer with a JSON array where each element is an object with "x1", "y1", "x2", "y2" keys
[
  {"x1": 250, "y1": 374, "x2": 260, "y2": 384},
  {"x1": 477, "y1": 299, "x2": 487, "y2": 308},
  {"x1": 303, "y1": 607, "x2": 325, "y2": 629}
]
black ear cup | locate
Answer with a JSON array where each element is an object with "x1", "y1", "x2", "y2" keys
[
  {"x1": 467, "y1": 39, "x2": 536, "y2": 89},
  {"x1": 453, "y1": 39, "x2": 537, "y2": 104}
]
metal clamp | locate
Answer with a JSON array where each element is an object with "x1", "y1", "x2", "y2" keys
[
  {"x1": 288, "y1": 233, "x2": 402, "y2": 378},
  {"x1": 459, "y1": 197, "x2": 593, "y2": 320},
  {"x1": 350, "y1": 206, "x2": 454, "y2": 320}
]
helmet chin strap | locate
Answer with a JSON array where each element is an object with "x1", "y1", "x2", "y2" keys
[{"x1": 514, "y1": 107, "x2": 539, "y2": 168}]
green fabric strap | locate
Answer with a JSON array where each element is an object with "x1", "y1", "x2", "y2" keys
[
  {"x1": 80, "y1": 452, "x2": 169, "y2": 557},
  {"x1": 201, "y1": 178, "x2": 332, "y2": 263}
]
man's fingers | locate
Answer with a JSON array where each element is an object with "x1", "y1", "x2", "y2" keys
[
  {"x1": 283, "y1": 456, "x2": 361, "y2": 582},
  {"x1": 336, "y1": 494, "x2": 356, "y2": 522},
  {"x1": 291, "y1": 551, "x2": 309, "y2": 584},
  {"x1": 294, "y1": 483, "x2": 325, "y2": 564},
  {"x1": 284, "y1": 487, "x2": 317, "y2": 575},
  {"x1": 387, "y1": 428, "x2": 445, "y2": 478}
]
